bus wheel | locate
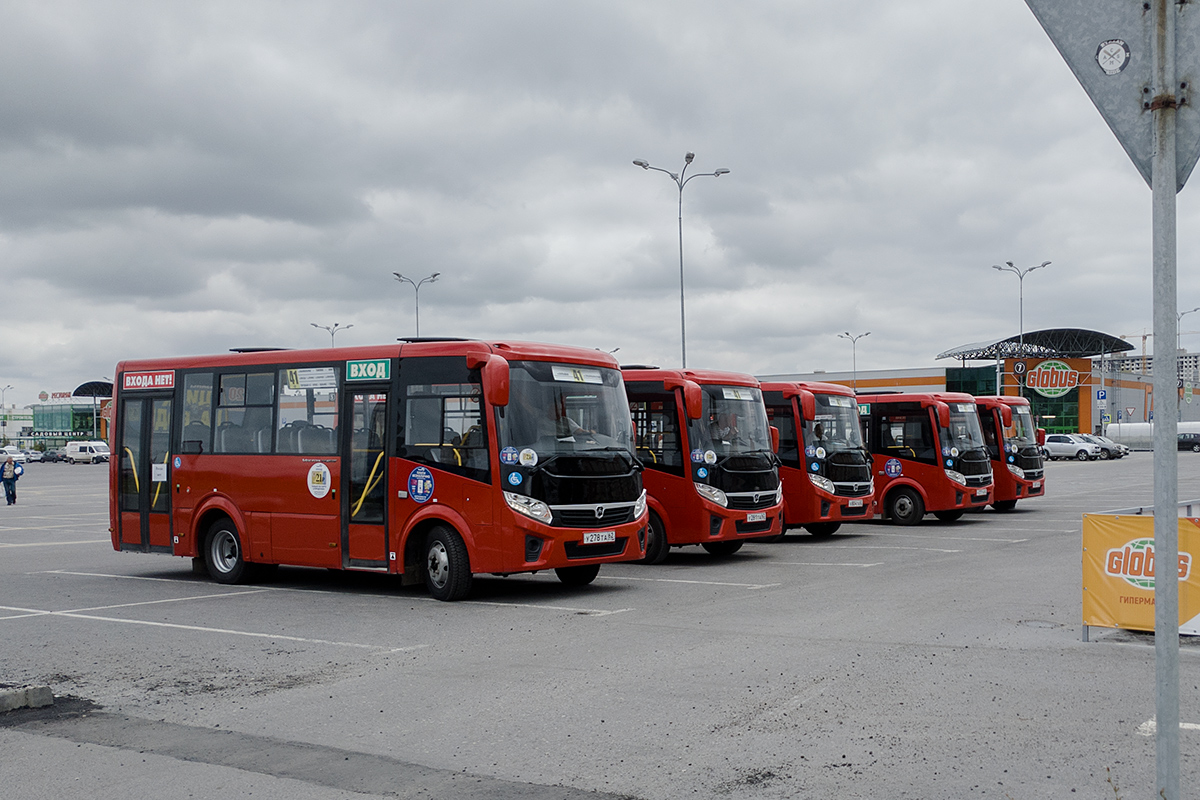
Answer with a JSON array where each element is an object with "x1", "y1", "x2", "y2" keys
[
  {"x1": 702, "y1": 541, "x2": 743, "y2": 557},
  {"x1": 640, "y1": 514, "x2": 670, "y2": 565},
  {"x1": 424, "y1": 526, "x2": 472, "y2": 601},
  {"x1": 887, "y1": 488, "x2": 924, "y2": 526},
  {"x1": 991, "y1": 500, "x2": 1017, "y2": 512},
  {"x1": 933, "y1": 510, "x2": 964, "y2": 523},
  {"x1": 803, "y1": 522, "x2": 841, "y2": 537},
  {"x1": 205, "y1": 520, "x2": 248, "y2": 585},
  {"x1": 555, "y1": 564, "x2": 600, "y2": 586}
]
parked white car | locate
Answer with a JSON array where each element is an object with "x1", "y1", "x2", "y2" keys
[
  {"x1": 0, "y1": 445, "x2": 27, "y2": 464},
  {"x1": 1041, "y1": 433, "x2": 1102, "y2": 461}
]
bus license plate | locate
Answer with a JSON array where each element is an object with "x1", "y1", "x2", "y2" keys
[
  {"x1": 975, "y1": 489, "x2": 987, "y2": 496},
  {"x1": 746, "y1": 512, "x2": 767, "y2": 523},
  {"x1": 848, "y1": 499, "x2": 863, "y2": 508},
  {"x1": 583, "y1": 531, "x2": 616, "y2": 545},
  {"x1": 1032, "y1": 481, "x2": 1041, "y2": 489}
]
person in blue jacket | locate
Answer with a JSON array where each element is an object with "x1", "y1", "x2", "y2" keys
[{"x1": 2, "y1": 456, "x2": 22, "y2": 505}]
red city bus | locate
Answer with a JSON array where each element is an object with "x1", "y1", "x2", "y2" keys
[
  {"x1": 623, "y1": 366, "x2": 783, "y2": 562},
  {"x1": 760, "y1": 381, "x2": 876, "y2": 536},
  {"x1": 974, "y1": 395, "x2": 1045, "y2": 511},
  {"x1": 857, "y1": 392, "x2": 994, "y2": 525},
  {"x1": 110, "y1": 340, "x2": 648, "y2": 600}
]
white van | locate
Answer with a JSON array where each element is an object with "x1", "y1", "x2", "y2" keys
[{"x1": 65, "y1": 441, "x2": 110, "y2": 464}]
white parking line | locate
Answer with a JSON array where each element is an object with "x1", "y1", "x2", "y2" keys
[
  {"x1": 0, "y1": 539, "x2": 110, "y2": 547},
  {"x1": 772, "y1": 561, "x2": 882, "y2": 568},
  {"x1": 821, "y1": 544, "x2": 962, "y2": 553},
  {"x1": 600, "y1": 574, "x2": 780, "y2": 590},
  {"x1": 1136, "y1": 718, "x2": 1200, "y2": 736},
  {"x1": 863, "y1": 532, "x2": 1030, "y2": 543}
]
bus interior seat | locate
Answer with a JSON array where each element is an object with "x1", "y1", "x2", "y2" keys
[{"x1": 298, "y1": 425, "x2": 337, "y2": 454}]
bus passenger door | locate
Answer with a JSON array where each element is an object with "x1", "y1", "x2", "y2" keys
[
  {"x1": 117, "y1": 394, "x2": 174, "y2": 551},
  {"x1": 342, "y1": 388, "x2": 389, "y2": 568}
]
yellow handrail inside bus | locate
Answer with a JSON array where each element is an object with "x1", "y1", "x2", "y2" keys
[
  {"x1": 413, "y1": 442, "x2": 463, "y2": 467},
  {"x1": 151, "y1": 452, "x2": 169, "y2": 510},
  {"x1": 351, "y1": 450, "x2": 386, "y2": 518},
  {"x1": 636, "y1": 447, "x2": 658, "y2": 464},
  {"x1": 124, "y1": 447, "x2": 140, "y2": 492}
]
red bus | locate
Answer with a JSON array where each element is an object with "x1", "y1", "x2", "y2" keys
[
  {"x1": 974, "y1": 395, "x2": 1045, "y2": 511},
  {"x1": 110, "y1": 340, "x2": 648, "y2": 600},
  {"x1": 857, "y1": 392, "x2": 993, "y2": 524},
  {"x1": 760, "y1": 381, "x2": 876, "y2": 536},
  {"x1": 623, "y1": 367, "x2": 783, "y2": 562}
]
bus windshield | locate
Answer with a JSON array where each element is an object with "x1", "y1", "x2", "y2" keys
[
  {"x1": 943, "y1": 403, "x2": 987, "y2": 453},
  {"x1": 688, "y1": 385, "x2": 772, "y2": 458},
  {"x1": 497, "y1": 361, "x2": 634, "y2": 459},
  {"x1": 809, "y1": 393, "x2": 866, "y2": 453},
  {"x1": 1004, "y1": 406, "x2": 1038, "y2": 447}
]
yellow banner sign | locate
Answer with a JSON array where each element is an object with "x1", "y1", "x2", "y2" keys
[{"x1": 1082, "y1": 514, "x2": 1200, "y2": 633}]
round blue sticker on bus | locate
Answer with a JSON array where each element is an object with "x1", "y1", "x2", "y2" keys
[
  {"x1": 507, "y1": 472, "x2": 523, "y2": 486},
  {"x1": 173, "y1": 456, "x2": 181, "y2": 469},
  {"x1": 500, "y1": 446, "x2": 519, "y2": 465},
  {"x1": 805, "y1": 445, "x2": 816, "y2": 458},
  {"x1": 408, "y1": 467, "x2": 434, "y2": 503},
  {"x1": 690, "y1": 449, "x2": 704, "y2": 463},
  {"x1": 942, "y1": 446, "x2": 951, "y2": 457},
  {"x1": 884, "y1": 458, "x2": 903, "y2": 478},
  {"x1": 810, "y1": 462, "x2": 820, "y2": 472},
  {"x1": 945, "y1": 459, "x2": 953, "y2": 468},
  {"x1": 1008, "y1": 455, "x2": 1015, "y2": 463},
  {"x1": 697, "y1": 467, "x2": 708, "y2": 478}
]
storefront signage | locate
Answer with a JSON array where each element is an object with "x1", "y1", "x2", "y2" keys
[{"x1": 1025, "y1": 360, "x2": 1080, "y2": 398}]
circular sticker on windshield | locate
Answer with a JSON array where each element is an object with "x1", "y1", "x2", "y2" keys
[
  {"x1": 1008, "y1": 455, "x2": 1016, "y2": 463},
  {"x1": 704, "y1": 450, "x2": 717, "y2": 465},
  {"x1": 507, "y1": 472, "x2": 523, "y2": 486},
  {"x1": 408, "y1": 466, "x2": 434, "y2": 503},
  {"x1": 815, "y1": 447, "x2": 826, "y2": 459},
  {"x1": 942, "y1": 446, "x2": 951, "y2": 457},
  {"x1": 945, "y1": 459, "x2": 954, "y2": 468},
  {"x1": 500, "y1": 446, "x2": 519, "y2": 465},
  {"x1": 805, "y1": 445, "x2": 816, "y2": 458},
  {"x1": 691, "y1": 449, "x2": 704, "y2": 463},
  {"x1": 810, "y1": 462, "x2": 820, "y2": 472},
  {"x1": 884, "y1": 458, "x2": 903, "y2": 478},
  {"x1": 173, "y1": 456, "x2": 181, "y2": 469},
  {"x1": 519, "y1": 448, "x2": 538, "y2": 468},
  {"x1": 307, "y1": 463, "x2": 332, "y2": 499},
  {"x1": 950, "y1": 447, "x2": 959, "y2": 457},
  {"x1": 697, "y1": 467, "x2": 708, "y2": 478}
]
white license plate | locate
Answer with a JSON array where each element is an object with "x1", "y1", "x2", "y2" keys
[
  {"x1": 746, "y1": 512, "x2": 767, "y2": 523},
  {"x1": 848, "y1": 499, "x2": 864, "y2": 508},
  {"x1": 975, "y1": 489, "x2": 988, "y2": 496},
  {"x1": 582, "y1": 530, "x2": 616, "y2": 545},
  {"x1": 1032, "y1": 481, "x2": 1041, "y2": 489}
]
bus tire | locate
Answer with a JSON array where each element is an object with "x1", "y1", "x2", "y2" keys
[
  {"x1": 803, "y1": 522, "x2": 841, "y2": 537},
  {"x1": 424, "y1": 525, "x2": 472, "y2": 601},
  {"x1": 205, "y1": 519, "x2": 249, "y2": 585},
  {"x1": 991, "y1": 500, "x2": 1017, "y2": 512},
  {"x1": 702, "y1": 541, "x2": 743, "y2": 557},
  {"x1": 640, "y1": 513, "x2": 670, "y2": 565},
  {"x1": 887, "y1": 488, "x2": 924, "y2": 526},
  {"x1": 555, "y1": 564, "x2": 600, "y2": 586},
  {"x1": 933, "y1": 509, "x2": 964, "y2": 523}
]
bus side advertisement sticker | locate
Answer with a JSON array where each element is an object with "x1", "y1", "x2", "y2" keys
[{"x1": 409, "y1": 467, "x2": 434, "y2": 503}]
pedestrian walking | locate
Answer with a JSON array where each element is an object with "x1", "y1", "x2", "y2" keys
[{"x1": 2, "y1": 455, "x2": 21, "y2": 505}]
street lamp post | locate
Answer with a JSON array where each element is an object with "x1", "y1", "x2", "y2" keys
[
  {"x1": 0, "y1": 385, "x2": 11, "y2": 444},
  {"x1": 393, "y1": 272, "x2": 441, "y2": 338},
  {"x1": 1177, "y1": 306, "x2": 1200, "y2": 352},
  {"x1": 633, "y1": 153, "x2": 729, "y2": 368},
  {"x1": 837, "y1": 332, "x2": 870, "y2": 393},
  {"x1": 310, "y1": 322, "x2": 353, "y2": 347},
  {"x1": 992, "y1": 260, "x2": 1051, "y2": 395}
]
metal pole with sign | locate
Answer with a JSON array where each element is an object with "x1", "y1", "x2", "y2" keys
[{"x1": 1022, "y1": 0, "x2": 1200, "y2": 794}]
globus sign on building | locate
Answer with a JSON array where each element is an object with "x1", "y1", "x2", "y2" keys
[{"x1": 1024, "y1": 359, "x2": 1081, "y2": 398}]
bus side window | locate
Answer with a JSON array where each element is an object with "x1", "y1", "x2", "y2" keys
[
  {"x1": 627, "y1": 392, "x2": 683, "y2": 476},
  {"x1": 181, "y1": 373, "x2": 213, "y2": 454},
  {"x1": 396, "y1": 356, "x2": 490, "y2": 484},
  {"x1": 276, "y1": 368, "x2": 339, "y2": 455},
  {"x1": 766, "y1": 405, "x2": 800, "y2": 467}
]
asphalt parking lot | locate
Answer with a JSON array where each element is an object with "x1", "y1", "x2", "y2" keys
[{"x1": 2, "y1": 455, "x2": 1199, "y2": 798}]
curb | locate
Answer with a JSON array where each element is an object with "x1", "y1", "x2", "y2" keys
[{"x1": 0, "y1": 686, "x2": 54, "y2": 713}]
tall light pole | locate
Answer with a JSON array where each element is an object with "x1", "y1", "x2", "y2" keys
[
  {"x1": 393, "y1": 272, "x2": 440, "y2": 338},
  {"x1": 633, "y1": 153, "x2": 729, "y2": 368},
  {"x1": 837, "y1": 332, "x2": 870, "y2": 393},
  {"x1": 0, "y1": 385, "x2": 11, "y2": 444},
  {"x1": 991, "y1": 261, "x2": 1051, "y2": 353},
  {"x1": 310, "y1": 322, "x2": 353, "y2": 347},
  {"x1": 1177, "y1": 306, "x2": 1200, "y2": 352}
]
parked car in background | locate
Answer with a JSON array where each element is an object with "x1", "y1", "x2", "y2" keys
[
  {"x1": 65, "y1": 441, "x2": 110, "y2": 464},
  {"x1": 41, "y1": 449, "x2": 66, "y2": 463},
  {"x1": 1079, "y1": 434, "x2": 1129, "y2": 459},
  {"x1": 1180, "y1": 433, "x2": 1200, "y2": 452},
  {"x1": 0, "y1": 445, "x2": 27, "y2": 464},
  {"x1": 1041, "y1": 434, "x2": 1102, "y2": 461}
]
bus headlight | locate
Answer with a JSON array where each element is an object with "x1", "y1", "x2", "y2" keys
[
  {"x1": 807, "y1": 473, "x2": 835, "y2": 494},
  {"x1": 774, "y1": 483, "x2": 784, "y2": 505},
  {"x1": 1007, "y1": 463, "x2": 1025, "y2": 480},
  {"x1": 694, "y1": 482, "x2": 728, "y2": 507},
  {"x1": 634, "y1": 490, "x2": 647, "y2": 518},
  {"x1": 504, "y1": 491, "x2": 553, "y2": 524},
  {"x1": 944, "y1": 469, "x2": 967, "y2": 486}
]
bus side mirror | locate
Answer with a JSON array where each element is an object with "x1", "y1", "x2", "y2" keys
[
  {"x1": 770, "y1": 425, "x2": 780, "y2": 453},
  {"x1": 1000, "y1": 405, "x2": 1013, "y2": 427},
  {"x1": 467, "y1": 353, "x2": 510, "y2": 407},
  {"x1": 936, "y1": 402, "x2": 951, "y2": 429},
  {"x1": 1036, "y1": 428, "x2": 1046, "y2": 446},
  {"x1": 683, "y1": 381, "x2": 703, "y2": 420},
  {"x1": 799, "y1": 390, "x2": 816, "y2": 422}
]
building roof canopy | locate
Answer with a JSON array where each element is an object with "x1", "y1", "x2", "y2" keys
[
  {"x1": 937, "y1": 328, "x2": 1134, "y2": 361},
  {"x1": 73, "y1": 381, "x2": 113, "y2": 398}
]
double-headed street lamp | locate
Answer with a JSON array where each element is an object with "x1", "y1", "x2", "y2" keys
[
  {"x1": 1178, "y1": 306, "x2": 1200, "y2": 352},
  {"x1": 0, "y1": 384, "x2": 11, "y2": 442},
  {"x1": 633, "y1": 153, "x2": 729, "y2": 368},
  {"x1": 991, "y1": 261, "x2": 1051, "y2": 352},
  {"x1": 393, "y1": 272, "x2": 441, "y2": 338},
  {"x1": 311, "y1": 322, "x2": 353, "y2": 347},
  {"x1": 837, "y1": 332, "x2": 870, "y2": 392}
]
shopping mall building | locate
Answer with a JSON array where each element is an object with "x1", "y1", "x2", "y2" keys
[{"x1": 760, "y1": 328, "x2": 1200, "y2": 434}]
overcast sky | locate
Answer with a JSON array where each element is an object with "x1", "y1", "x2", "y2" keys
[{"x1": 3, "y1": 0, "x2": 1198, "y2": 405}]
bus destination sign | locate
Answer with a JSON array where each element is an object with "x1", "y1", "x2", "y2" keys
[{"x1": 123, "y1": 371, "x2": 175, "y2": 391}]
